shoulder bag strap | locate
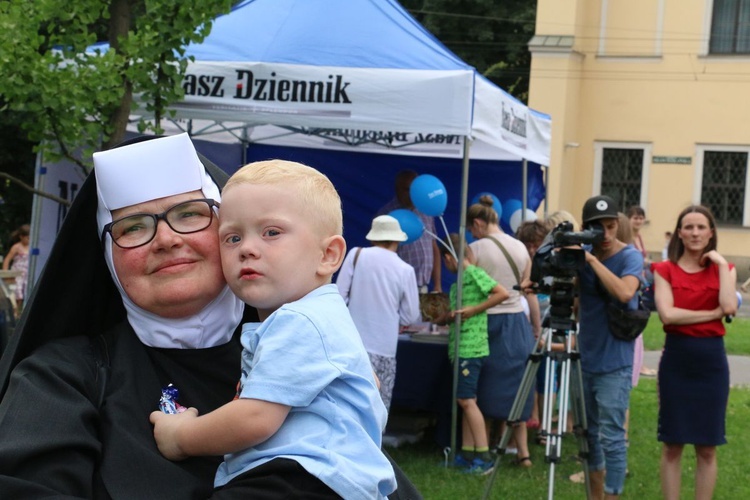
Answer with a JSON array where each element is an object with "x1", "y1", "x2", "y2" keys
[
  {"x1": 594, "y1": 273, "x2": 645, "y2": 311},
  {"x1": 485, "y1": 235, "x2": 521, "y2": 287},
  {"x1": 353, "y1": 247, "x2": 363, "y2": 270},
  {"x1": 346, "y1": 247, "x2": 363, "y2": 301}
]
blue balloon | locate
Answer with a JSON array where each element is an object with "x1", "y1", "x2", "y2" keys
[
  {"x1": 389, "y1": 209, "x2": 424, "y2": 244},
  {"x1": 502, "y1": 199, "x2": 523, "y2": 225},
  {"x1": 470, "y1": 192, "x2": 502, "y2": 221},
  {"x1": 410, "y1": 174, "x2": 448, "y2": 217}
]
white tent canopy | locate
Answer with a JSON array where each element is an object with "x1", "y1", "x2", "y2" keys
[{"x1": 129, "y1": 0, "x2": 550, "y2": 165}]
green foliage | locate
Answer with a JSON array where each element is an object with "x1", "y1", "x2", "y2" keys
[
  {"x1": 400, "y1": 0, "x2": 536, "y2": 102},
  {"x1": 0, "y1": 115, "x2": 35, "y2": 253},
  {"x1": 387, "y1": 381, "x2": 750, "y2": 498},
  {"x1": 0, "y1": 0, "x2": 234, "y2": 171}
]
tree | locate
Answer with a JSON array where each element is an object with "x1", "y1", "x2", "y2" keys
[
  {"x1": 0, "y1": 0, "x2": 235, "y2": 175},
  {"x1": 401, "y1": 0, "x2": 536, "y2": 102},
  {"x1": 0, "y1": 113, "x2": 36, "y2": 254}
]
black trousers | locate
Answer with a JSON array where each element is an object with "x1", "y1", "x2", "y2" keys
[
  {"x1": 210, "y1": 451, "x2": 423, "y2": 500},
  {"x1": 211, "y1": 458, "x2": 340, "y2": 499}
]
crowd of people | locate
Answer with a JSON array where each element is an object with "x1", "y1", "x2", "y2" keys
[
  {"x1": 0, "y1": 132, "x2": 738, "y2": 499},
  {"x1": 360, "y1": 180, "x2": 736, "y2": 500}
]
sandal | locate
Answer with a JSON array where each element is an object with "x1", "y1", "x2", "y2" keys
[
  {"x1": 515, "y1": 456, "x2": 532, "y2": 468},
  {"x1": 535, "y1": 434, "x2": 547, "y2": 446}
]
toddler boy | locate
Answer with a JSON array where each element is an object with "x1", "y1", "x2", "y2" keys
[{"x1": 150, "y1": 160, "x2": 396, "y2": 499}]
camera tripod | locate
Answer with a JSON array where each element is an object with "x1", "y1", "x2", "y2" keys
[{"x1": 482, "y1": 310, "x2": 592, "y2": 500}]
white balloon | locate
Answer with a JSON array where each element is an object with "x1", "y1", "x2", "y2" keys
[{"x1": 510, "y1": 208, "x2": 538, "y2": 233}]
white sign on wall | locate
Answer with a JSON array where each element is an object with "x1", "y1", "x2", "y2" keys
[{"x1": 28, "y1": 156, "x2": 86, "y2": 287}]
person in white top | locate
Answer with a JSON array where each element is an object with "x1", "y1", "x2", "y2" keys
[{"x1": 337, "y1": 215, "x2": 422, "y2": 411}]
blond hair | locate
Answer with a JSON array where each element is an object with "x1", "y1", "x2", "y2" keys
[
  {"x1": 545, "y1": 210, "x2": 580, "y2": 231},
  {"x1": 225, "y1": 160, "x2": 343, "y2": 236},
  {"x1": 616, "y1": 212, "x2": 633, "y2": 244},
  {"x1": 466, "y1": 195, "x2": 500, "y2": 226}
]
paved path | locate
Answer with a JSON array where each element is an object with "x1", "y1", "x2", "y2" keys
[
  {"x1": 642, "y1": 288, "x2": 750, "y2": 387},
  {"x1": 643, "y1": 351, "x2": 750, "y2": 388}
]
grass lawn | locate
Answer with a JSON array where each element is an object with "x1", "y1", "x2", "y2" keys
[
  {"x1": 642, "y1": 314, "x2": 750, "y2": 355},
  {"x1": 387, "y1": 380, "x2": 750, "y2": 499},
  {"x1": 387, "y1": 317, "x2": 750, "y2": 498}
]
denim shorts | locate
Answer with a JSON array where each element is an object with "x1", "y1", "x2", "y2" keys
[{"x1": 456, "y1": 357, "x2": 485, "y2": 399}]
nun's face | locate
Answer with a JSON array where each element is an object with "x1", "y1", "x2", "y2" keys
[{"x1": 111, "y1": 191, "x2": 226, "y2": 319}]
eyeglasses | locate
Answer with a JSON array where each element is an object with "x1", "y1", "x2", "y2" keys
[{"x1": 102, "y1": 198, "x2": 220, "y2": 249}]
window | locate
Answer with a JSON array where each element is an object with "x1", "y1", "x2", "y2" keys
[
  {"x1": 697, "y1": 149, "x2": 749, "y2": 225},
  {"x1": 710, "y1": 0, "x2": 750, "y2": 54},
  {"x1": 593, "y1": 143, "x2": 650, "y2": 212}
]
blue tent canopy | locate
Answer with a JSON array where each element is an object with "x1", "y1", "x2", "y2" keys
[{"x1": 186, "y1": 0, "x2": 471, "y2": 70}]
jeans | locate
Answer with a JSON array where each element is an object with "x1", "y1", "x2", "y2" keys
[{"x1": 582, "y1": 366, "x2": 632, "y2": 495}]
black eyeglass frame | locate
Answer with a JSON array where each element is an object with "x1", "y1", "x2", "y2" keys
[{"x1": 101, "y1": 198, "x2": 220, "y2": 249}]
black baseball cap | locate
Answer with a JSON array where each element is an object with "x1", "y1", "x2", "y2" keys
[{"x1": 581, "y1": 195, "x2": 619, "y2": 224}]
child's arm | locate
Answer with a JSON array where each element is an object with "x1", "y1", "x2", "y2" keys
[
  {"x1": 150, "y1": 398, "x2": 291, "y2": 461},
  {"x1": 2, "y1": 244, "x2": 19, "y2": 271},
  {"x1": 539, "y1": 332, "x2": 574, "y2": 352},
  {"x1": 526, "y1": 293, "x2": 543, "y2": 338},
  {"x1": 454, "y1": 283, "x2": 510, "y2": 320}
]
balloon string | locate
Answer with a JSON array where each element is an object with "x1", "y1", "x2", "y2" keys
[
  {"x1": 438, "y1": 216, "x2": 456, "y2": 258},
  {"x1": 425, "y1": 228, "x2": 456, "y2": 261}
]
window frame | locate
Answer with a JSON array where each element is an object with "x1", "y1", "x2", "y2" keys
[
  {"x1": 693, "y1": 144, "x2": 750, "y2": 226},
  {"x1": 593, "y1": 141, "x2": 652, "y2": 211},
  {"x1": 708, "y1": 0, "x2": 750, "y2": 55}
]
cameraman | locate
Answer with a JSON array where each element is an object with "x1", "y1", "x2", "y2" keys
[{"x1": 577, "y1": 195, "x2": 643, "y2": 500}]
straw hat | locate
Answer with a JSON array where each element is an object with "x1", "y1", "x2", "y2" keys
[{"x1": 366, "y1": 215, "x2": 408, "y2": 242}]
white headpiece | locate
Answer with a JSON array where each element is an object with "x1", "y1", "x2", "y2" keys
[{"x1": 93, "y1": 133, "x2": 243, "y2": 348}]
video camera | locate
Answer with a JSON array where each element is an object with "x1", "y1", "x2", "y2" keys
[
  {"x1": 530, "y1": 221, "x2": 604, "y2": 285},
  {"x1": 530, "y1": 221, "x2": 604, "y2": 331}
]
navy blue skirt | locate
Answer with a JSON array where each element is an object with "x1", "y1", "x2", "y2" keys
[
  {"x1": 657, "y1": 335, "x2": 729, "y2": 446},
  {"x1": 477, "y1": 312, "x2": 535, "y2": 420}
]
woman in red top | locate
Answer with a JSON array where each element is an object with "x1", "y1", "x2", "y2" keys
[{"x1": 652, "y1": 205, "x2": 737, "y2": 500}]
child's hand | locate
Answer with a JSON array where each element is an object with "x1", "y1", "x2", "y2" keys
[
  {"x1": 453, "y1": 306, "x2": 477, "y2": 321},
  {"x1": 150, "y1": 407, "x2": 199, "y2": 461},
  {"x1": 536, "y1": 331, "x2": 547, "y2": 348}
]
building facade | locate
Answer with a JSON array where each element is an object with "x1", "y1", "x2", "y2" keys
[{"x1": 528, "y1": 0, "x2": 750, "y2": 272}]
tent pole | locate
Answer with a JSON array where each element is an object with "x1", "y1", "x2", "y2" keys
[
  {"x1": 522, "y1": 159, "x2": 528, "y2": 225},
  {"x1": 27, "y1": 149, "x2": 46, "y2": 290},
  {"x1": 449, "y1": 136, "x2": 471, "y2": 465},
  {"x1": 543, "y1": 165, "x2": 549, "y2": 219},
  {"x1": 241, "y1": 125, "x2": 248, "y2": 165}
]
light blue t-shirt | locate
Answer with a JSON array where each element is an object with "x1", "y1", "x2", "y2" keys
[
  {"x1": 578, "y1": 245, "x2": 643, "y2": 374},
  {"x1": 215, "y1": 284, "x2": 396, "y2": 499}
]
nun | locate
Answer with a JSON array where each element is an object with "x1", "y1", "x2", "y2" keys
[{"x1": 0, "y1": 134, "x2": 421, "y2": 499}]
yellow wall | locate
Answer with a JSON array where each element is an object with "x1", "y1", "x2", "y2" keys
[{"x1": 529, "y1": 0, "x2": 750, "y2": 267}]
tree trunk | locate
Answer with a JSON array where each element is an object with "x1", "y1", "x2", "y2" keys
[{"x1": 104, "y1": 0, "x2": 134, "y2": 150}]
